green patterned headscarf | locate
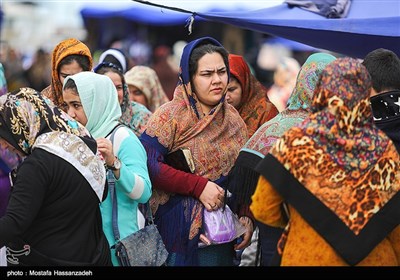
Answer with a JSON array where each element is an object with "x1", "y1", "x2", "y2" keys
[
  {"x1": 64, "y1": 71, "x2": 121, "y2": 138},
  {"x1": 229, "y1": 52, "x2": 336, "y2": 205}
]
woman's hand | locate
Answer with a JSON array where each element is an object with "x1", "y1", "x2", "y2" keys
[
  {"x1": 199, "y1": 181, "x2": 225, "y2": 211},
  {"x1": 234, "y1": 216, "x2": 254, "y2": 250},
  {"x1": 199, "y1": 234, "x2": 211, "y2": 246},
  {"x1": 96, "y1": 138, "x2": 115, "y2": 166}
]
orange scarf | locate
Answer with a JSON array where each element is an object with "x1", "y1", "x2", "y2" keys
[{"x1": 43, "y1": 38, "x2": 92, "y2": 106}]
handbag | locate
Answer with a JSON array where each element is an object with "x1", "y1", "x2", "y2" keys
[
  {"x1": 108, "y1": 125, "x2": 168, "y2": 266},
  {"x1": 109, "y1": 171, "x2": 169, "y2": 266},
  {"x1": 165, "y1": 147, "x2": 195, "y2": 173}
]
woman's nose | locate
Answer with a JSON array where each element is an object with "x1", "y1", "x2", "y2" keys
[
  {"x1": 67, "y1": 108, "x2": 75, "y2": 118},
  {"x1": 212, "y1": 73, "x2": 222, "y2": 83}
]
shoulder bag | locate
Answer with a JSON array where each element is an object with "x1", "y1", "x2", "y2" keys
[{"x1": 108, "y1": 125, "x2": 169, "y2": 266}]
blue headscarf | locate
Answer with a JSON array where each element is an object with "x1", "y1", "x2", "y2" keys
[{"x1": 179, "y1": 36, "x2": 229, "y2": 84}]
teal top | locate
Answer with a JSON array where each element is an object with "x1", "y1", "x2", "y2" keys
[{"x1": 65, "y1": 71, "x2": 152, "y2": 266}]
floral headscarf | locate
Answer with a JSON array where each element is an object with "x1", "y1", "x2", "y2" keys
[
  {"x1": 42, "y1": 38, "x2": 93, "y2": 107},
  {"x1": 124, "y1": 65, "x2": 170, "y2": 112},
  {"x1": 0, "y1": 87, "x2": 105, "y2": 200},
  {"x1": 229, "y1": 54, "x2": 278, "y2": 138},
  {"x1": 229, "y1": 53, "x2": 336, "y2": 206},
  {"x1": 0, "y1": 88, "x2": 90, "y2": 155},
  {"x1": 255, "y1": 58, "x2": 400, "y2": 264}
]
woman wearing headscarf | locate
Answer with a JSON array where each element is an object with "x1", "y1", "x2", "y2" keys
[
  {"x1": 140, "y1": 37, "x2": 249, "y2": 266},
  {"x1": 251, "y1": 58, "x2": 400, "y2": 266},
  {"x1": 0, "y1": 63, "x2": 20, "y2": 267},
  {"x1": 124, "y1": 65, "x2": 170, "y2": 112},
  {"x1": 0, "y1": 88, "x2": 111, "y2": 266},
  {"x1": 266, "y1": 57, "x2": 301, "y2": 112},
  {"x1": 42, "y1": 38, "x2": 93, "y2": 107},
  {"x1": 62, "y1": 71, "x2": 152, "y2": 266},
  {"x1": 229, "y1": 53, "x2": 336, "y2": 266},
  {"x1": 0, "y1": 63, "x2": 19, "y2": 218},
  {"x1": 226, "y1": 54, "x2": 278, "y2": 138},
  {"x1": 94, "y1": 58, "x2": 152, "y2": 137},
  {"x1": 96, "y1": 48, "x2": 129, "y2": 74}
]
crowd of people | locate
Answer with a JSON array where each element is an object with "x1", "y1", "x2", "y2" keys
[{"x1": 0, "y1": 34, "x2": 400, "y2": 267}]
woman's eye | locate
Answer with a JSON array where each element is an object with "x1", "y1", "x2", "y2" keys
[{"x1": 132, "y1": 90, "x2": 143, "y2": 96}]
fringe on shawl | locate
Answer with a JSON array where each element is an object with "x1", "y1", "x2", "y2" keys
[
  {"x1": 227, "y1": 151, "x2": 263, "y2": 207},
  {"x1": 154, "y1": 195, "x2": 203, "y2": 266},
  {"x1": 139, "y1": 133, "x2": 168, "y2": 179}
]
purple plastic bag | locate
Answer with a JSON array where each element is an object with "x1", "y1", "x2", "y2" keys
[{"x1": 203, "y1": 205, "x2": 246, "y2": 244}]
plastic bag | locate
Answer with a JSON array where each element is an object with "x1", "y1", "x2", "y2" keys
[{"x1": 203, "y1": 205, "x2": 247, "y2": 245}]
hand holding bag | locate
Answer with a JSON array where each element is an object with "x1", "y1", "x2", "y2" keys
[{"x1": 203, "y1": 204, "x2": 247, "y2": 244}]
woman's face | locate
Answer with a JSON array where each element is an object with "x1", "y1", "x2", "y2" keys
[
  {"x1": 226, "y1": 76, "x2": 242, "y2": 109},
  {"x1": 59, "y1": 60, "x2": 83, "y2": 85},
  {"x1": 273, "y1": 64, "x2": 289, "y2": 87},
  {"x1": 62, "y1": 88, "x2": 88, "y2": 126},
  {"x1": 104, "y1": 72, "x2": 124, "y2": 105},
  {"x1": 192, "y1": 52, "x2": 228, "y2": 113},
  {"x1": 128, "y1": 85, "x2": 148, "y2": 108}
]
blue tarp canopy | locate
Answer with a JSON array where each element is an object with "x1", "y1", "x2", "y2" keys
[
  {"x1": 131, "y1": 0, "x2": 400, "y2": 58},
  {"x1": 80, "y1": 4, "x2": 194, "y2": 26},
  {"x1": 191, "y1": 0, "x2": 400, "y2": 58}
]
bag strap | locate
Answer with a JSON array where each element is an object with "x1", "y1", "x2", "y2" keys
[
  {"x1": 109, "y1": 170, "x2": 120, "y2": 242},
  {"x1": 141, "y1": 201, "x2": 155, "y2": 225},
  {"x1": 108, "y1": 124, "x2": 124, "y2": 243},
  {"x1": 108, "y1": 124, "x2": 155, "y2": 241}
]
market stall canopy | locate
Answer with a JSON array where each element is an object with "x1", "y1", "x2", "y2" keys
[
  {"x1": 132, "y1": 0, "x2": 400, "y2": 58},
  {"x1": 80, "y1": 3, "x2": 192, "y2": 26}
]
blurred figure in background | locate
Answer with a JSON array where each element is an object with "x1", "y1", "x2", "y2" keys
[
  {"x1": 0, "y1": 63, "x2": 21, "y2": 267},
  {"x1": 96, "y1": 48, "x2": 129, "y2": 74},
  {"x1": 362, "y1": 48, "x2": 400, "y2": 153},
  {"x1": 42, "y1": 38, "x2": 93, "y2": 108},
  {"x1": 0, "y1": 45, "x2": 28, "y2": 92},
  {"x1": 124, "y1": 65, "x2": 169, "y2": 113},
  {"x1": 151, "y1": 45, "x2": 179, "y2": 101},
  {"x1": 0, "y1": 63, "x2": 20, "y2": 216},
  {"x1": 24, "y1": 48, "x2": 51, "y2": 92},
  {"x1": 267, "y1": 57, "x2": 300, "y2": 112},
  {"x1": 227, "y1": 54, "x2": 278, "y2": 138},
  {"x1": 94, "y1": 49, "x2": 152, "y2": 137}
]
